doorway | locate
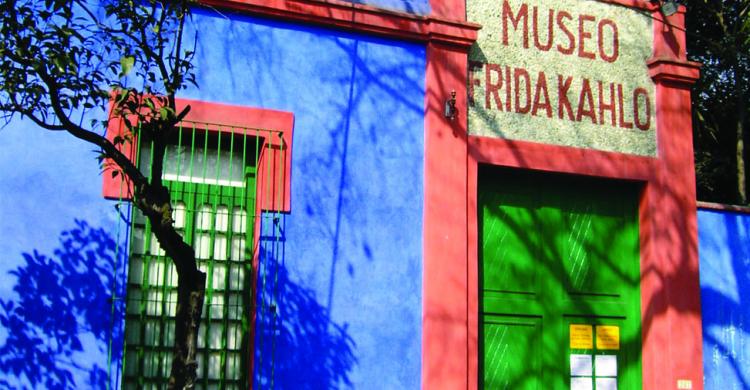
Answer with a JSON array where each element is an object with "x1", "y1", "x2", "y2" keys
[{"x1": 478, "y1": 167, "x2": 643, "y2": 389}]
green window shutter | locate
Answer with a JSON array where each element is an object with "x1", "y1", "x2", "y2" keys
[{"x1": 122, "y1": 122, "x2": 275, "y2": 390}]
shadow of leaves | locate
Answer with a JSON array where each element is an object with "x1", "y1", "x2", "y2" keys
[
  {"x1": 0, "y1": 220, "x2": 124, "y2": 389},
  {"x1": 254, "y1": 217, "x2": 357, "y2": 389}
]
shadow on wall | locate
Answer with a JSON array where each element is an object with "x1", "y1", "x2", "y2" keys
[
  {"x1": 253, "y1": 215, "x2": 357, "y2": 390},
  {"x1": 700, "y1": 210, "x2": 750, "y2": 390},
  {"x1": 184, "y1": 11, "x2": 423, "y2": 388},
  {"x1": 0, "y1": 220, "x2": 125, "y2": 390}
]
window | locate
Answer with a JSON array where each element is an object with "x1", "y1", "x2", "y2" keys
[{"x1": 103, "y1": 99, "x2": 293, "y2": 389}]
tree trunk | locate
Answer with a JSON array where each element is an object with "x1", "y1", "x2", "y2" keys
[
  {"x1": 737, "y1": 117, "x2": 745, "y2": 204},
  {"x1": 737, "y1": 60, "x2": 748, "y2": 205},
  {"x1": 168, "y1": 267, "x2": 206, "y2": 390},
  {"x1": 151, "y1": 220, "x2": 206, "y2": 390},
  {"x1": 137, "y1": 181, "x2": 207, "y2": 389}
]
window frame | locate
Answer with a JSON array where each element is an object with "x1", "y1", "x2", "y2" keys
[
  {"x1": 102, "y1": 97, "x2": 293, "y2": 213},
  {"x1": 102, "y1": 97, "x2": 294, "y2": 387}
]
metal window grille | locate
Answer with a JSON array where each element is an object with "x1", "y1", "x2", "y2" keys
[{"x1": 119, "y1": 120, "x2": 285, "y2": 390}]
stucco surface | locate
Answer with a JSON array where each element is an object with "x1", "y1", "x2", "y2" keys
[
  {"x1": 0, "y1": 7, "x2": 426, "y2": 389},
  {"x1": 467, "y1": 0, "x2": 657, "y2": 156},
  {"x1": 699, "y1": 209, "x2": 750, "y2": 390}
]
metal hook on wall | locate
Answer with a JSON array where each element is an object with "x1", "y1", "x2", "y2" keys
[{"x1": 444, "y1": 90, "x2": 457, "y2": 121}]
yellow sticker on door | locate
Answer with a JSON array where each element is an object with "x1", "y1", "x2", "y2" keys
[
  {"x1": 570, "y1": 324, "x2": 594, "y2": 349},
  {"x1": 596, "y1": 325, "x2": 620, "y2": 350}
]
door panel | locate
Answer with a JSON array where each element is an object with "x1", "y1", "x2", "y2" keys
[
  {"x1": 479, "y1": 167, "x2": 642, "y2": 390},
  {"x1": 483, "y1": 315, "x2": 543, "y2": 390},
  {"x1": 480, "y1": 196, "x2": 540, "y2": 296}
]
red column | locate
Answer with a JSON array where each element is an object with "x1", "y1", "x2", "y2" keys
[
  {"x1": 423, "y1": 3, "x2": 474, "y2": 389},
  {"x1": 422, "y1": 41, "x2": 470, "y2": 390},
  {"x1": 640, "y1": 6, "x2": 703, "y2": 389}
]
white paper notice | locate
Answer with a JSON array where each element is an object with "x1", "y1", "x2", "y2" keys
[
  {"x1": 595, "y1": 355, "x2": 618, "y2": 377},
  {"x1": 571, "y1": 377, "x2": 593, "y2": 390},
  {"x1": 596, "y1": 377, "x2": 618, "y2": 390},
  {"x1": 570, "y1": 354, "x2": 593, "y2": 376}
]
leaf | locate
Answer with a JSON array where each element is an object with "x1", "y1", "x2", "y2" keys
[
  {"x1": 119, "y1": 56, "x2": 134, "y2": 78},
  {"x1": 115, "y1": 89, "x2": 128, "y2": 105},
  {"x1": 52, "y1": 57, "x2": 65, "y2": 72},
  {"x1": 159, "y1": 107, "x2": 173, "y2": 120}
]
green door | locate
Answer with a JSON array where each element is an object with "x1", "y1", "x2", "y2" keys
[{"x1": 479, "y1": 167, "x2": 642, "y2": 390}]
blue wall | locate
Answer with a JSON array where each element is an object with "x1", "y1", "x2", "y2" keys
[
  {"x1": 699, "y1": 208, "x2": 750, "y2": 390},
  {"x1": 0, "y1": 118, "x2": 128, "y2": 389},
  {"x1": 0, "y1": 7, "x2": 426, "y2": 390},
  {"x1": 181, "y1": 10, "x2": 426, "y2": 388}
]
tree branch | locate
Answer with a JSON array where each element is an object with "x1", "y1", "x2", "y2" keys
[
  {"x1": 134, "y1": 5, "x2": 173, "y2": 91},
  {"x1": 28, "y1": 60, "x2": 148, "y2": 188},
  {"x1": 20, "y1": 109, "x2": 66, "y2": 131}
]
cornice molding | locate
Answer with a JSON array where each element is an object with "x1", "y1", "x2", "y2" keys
[
  {"x1": 647, "y1": 57, "x2": 702, "y2": 86},
  {"x1": 200, "y1": 0, "x2": 481, "y2": 48}
]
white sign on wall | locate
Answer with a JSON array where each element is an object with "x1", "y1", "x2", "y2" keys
[{"x1": 468, "y1": 0, "x2": 656, "y2": 156}]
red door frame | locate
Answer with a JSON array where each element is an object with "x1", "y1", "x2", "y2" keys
[{"x1": 422, "y1": 2, "x2": 703, "y2": 390}]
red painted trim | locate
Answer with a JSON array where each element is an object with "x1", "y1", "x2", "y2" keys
[
  {"x1": 428, "y1": 0, "x2": 464, "y2": 20},
  {"x1": 102, "y1": 97, "x2": 294, "y2": 212},
  {"x1": 639, "y1": 7, "x2": 704, "y2": 389},
  {"x1": 636, "y1": 172, "x2": 655, "y2": 386},
  {"x1": 422, "y1": 42, "x2": 470, "y2": 390},
  {"x1": 468, "y1": 137, "x2": 657, "y2": 181},
  {"x1": 648, "y1": 58, "x2": 701, "y2": 85},
  {"x1": 697, "y1": 201, "x2": 750, "y2": 214},
  {"x1": 201, "y1": 0, "x2": 480, "y2": 48},
  {"x1": 652, "y1": 5, "x2": 689, "y2": 61},
  {"x1": 466, "y1": 154, "x2": 479, "y2": 390},
  {"x1": 102, "y1": 98, "x2": 139, "y2": 200}
]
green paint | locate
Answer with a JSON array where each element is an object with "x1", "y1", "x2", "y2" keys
[
  {"x1": 479, "y1": 167, "x2": 642, "y2": 389},
  {"x1": 122, "y1": 126, "x2": 262, "y2": 390}
]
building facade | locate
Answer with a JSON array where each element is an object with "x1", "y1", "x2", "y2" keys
[{"x1": 0, "y1": 0, "x2": 742, "y2": 389}]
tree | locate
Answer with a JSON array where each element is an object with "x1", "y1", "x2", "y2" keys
[
  {"x1": 0, "y1": 0, "x2": 205, "y2": 388},
  {"x1": 685, "y1": 0, "x2": 750, "y2": 204}
]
